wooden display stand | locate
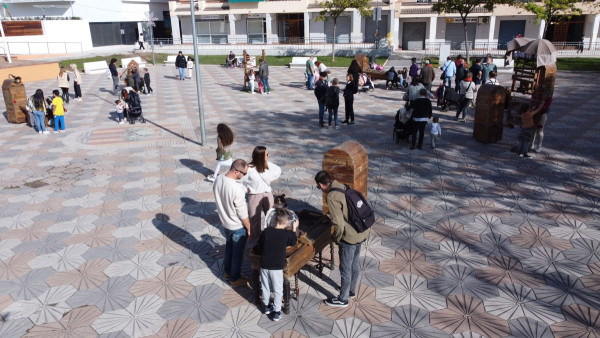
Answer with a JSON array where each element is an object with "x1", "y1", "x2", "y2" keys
[
  {"x1": 473, "y1": 84, "x2": 507, "y2": 143},
  {"x1": 2, "y1": 78, "x2": 28, "y2": 124},
  {"x1": 250, "y1": 210, "x2": 334, "y2": 314},
  {"x1": 322, "y1": 141, "x2": 368, "y2": 214},
  {"x1": 355, "y1": 53, "x2": 386, "y2": 80}
]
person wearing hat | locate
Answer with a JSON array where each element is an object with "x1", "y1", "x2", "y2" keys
[{"x1": 420, "y1": 59, "x2": 435, "y2": 93}]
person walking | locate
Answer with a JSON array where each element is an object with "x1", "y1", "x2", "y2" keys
[
  {"x1": 70, "y1": 64, "x2": 83, "y2": 102},
  {"x1": 315, "y1": 72, "x2": 328, "y2": 128},
  {"x1": 259, "y1": 58, "x2": 270, "y2": 94},
  {"x1": 109, "y1": 58, "x2": 120, "y2": 95},
  {"x1": 420, "y1": 59, "x2": 435, "y2": 93},
  {"x1": 306, "y1": 56, "x2": 316, "y2": 90},
  {"x1": 187, "y1": 56, "x2": 194, "y2": 79},
  {"x1": 315, "y1": 170, "x2": 370, "y2": 307},
  {"x1": 213, "y1": 159, "x2": 251, "y2": 288},
  {"x1": 409, "y1": 57, "x2": 419, "y2": 79},
  {"x1": 342, "y1": 74, "x2": 358, "y2": 125},
  {"x1": 138, "y1": 33, "x2": 145, "y2": 50},
  {"x1": 175, "y1": 51, "x2": 187, "y2": 81},
  {"x1": 241, "y1": 146, "x2": 282, "y2": 242},
  {"x1": 456, "y1": 72, "x2": 475, "y2": 122},
  {"x1": 578, "y1": 35, "x2": 585, "y2": 54},
  {"x1": 207, "y1": 124, "x2": 235, "y2": 182},
  {"x1": 440, "y1": 56, "x2": 456, "y2": 88},
  {"x1": 407, "y1": 89, "x2": 432, "y2": 150},
  {"x1": 28, "y1": 89, "x2": 49, "y2": 134},
  {"x1": 57, "y1": 67, "x2": 70, "y2": 104}
]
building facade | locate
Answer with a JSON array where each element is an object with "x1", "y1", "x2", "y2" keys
[{"x1": 168, "y1": 0, "x2": 600, "y2": 51}]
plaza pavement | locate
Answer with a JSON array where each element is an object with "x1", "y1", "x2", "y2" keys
[{"x1": 0, "y1": 63, "x2": 599, "y2": 337}]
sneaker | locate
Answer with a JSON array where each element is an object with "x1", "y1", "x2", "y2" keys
[
  {"x1": 42, "y1": 131, "x2": 49, "y2": 134},
  {"x1": 38, "y1": 131, "x2": 42, "y2": 134},
  {"x1": 206, "y1": 175, "x2": 216, "y2": 182},
  {"x1": 267, "y1": 92, "x2": 270, "y2": 94},
  {"x1": 341, "y1": 120, "x2": 349, "y2": 124},
  {"x1": 334, "y1": 125, "x2": 339, "y2": 129},
  {"x1": 534, "y1": 147, "x2": 542, "y2": 153},
  {"x1": 523, "y1": 153, "x2": 533, "y2": 158},
  {"x1": 324, "y1": 296, "x2": 348, "y2": 307},
  {"x1": 53, "y1": 131, "x2": 59, "y2": 134},
  {"x1": 59, "y1": 130, "x2": 66, "y2": 133},
  {"x1": 349, "y1": 292, "x2": 356, "y2": 299},
  {"x1": 229, "y1": 279, "x2": 248, "y2": 288},
  {"x1": 349, "y1": 121, "x2": 354, "y2": 125},
  {"x1": 320, "y1": 123, "x2": 325, "y2": 128},
  {"x1": 262, "y1": 92, "x2": 266, "y2": 95},
  {"x1": 272, "y1": 311, "x2": 281, "y2": 321},
  {"x1": 263, "y1": 304, "x2": 273, "y2": 315},
  {"x1": 119, "y1": 121, "x2": 124, "y2": 125},
  {"x1": 518, "y1": 153, "x2": 523, "y2": 157}
]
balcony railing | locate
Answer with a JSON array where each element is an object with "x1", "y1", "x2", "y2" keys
[
  {"x1": 424, "y1": 41, "x2": 600, "y2": 57},
  {"x1": 150, "y1": 36, "x2": 379, "y2": 50}
]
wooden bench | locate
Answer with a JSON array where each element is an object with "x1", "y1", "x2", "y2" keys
[
  {"x1": 121, "y1": 57, "x2": 145, "y2": 69},
  {"x1": 288, "y1": 56, "x2": 317, "y2": 69},
  {"x1": 164, "y1": 55, "x2": 186, "y2": 66},
  {"x1": 83, "y1": 60, "x2": 108, "y2": 75}
]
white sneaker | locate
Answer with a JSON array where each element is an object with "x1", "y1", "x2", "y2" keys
[
  {"x1": 43, "y1": 131, "x2": 49, "y2": 134},
  {"x1": 59, "y1": 130, "x2": 66, "y2": 133},
  {"x1": 38, "y1": 131, "x2": 42, "y2": 134},
  {"x1": 53, "y1": 131, "x2": 59, "y2": 134},
  {"x1": 119, "y1": 121, "x2": 124, "y2": 125},
  {"x1": 206, "y1": 175, "x2": 216, "y2": 182}
]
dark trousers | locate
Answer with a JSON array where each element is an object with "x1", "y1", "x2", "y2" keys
[
  {"x1": 412, "y1": 121, "x2": 428, "y2": 147},
  {"x1": 60, "y1": 87, "x2": 69, "y2": 103},
  {"x1": 138, "y1": 42, "x2": 145, "y2": 50},
  {"x1": 344, "y1": 96, "x2": 354, "y2": 122},
  {"x1": 74, "y1": 82, "x2": 82, "y2": 98},
  {"x1": 144, "y1": 83, "x2": 153, "y2": 93}
]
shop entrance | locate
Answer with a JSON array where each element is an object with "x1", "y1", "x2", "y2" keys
[{"x1": 277, "y1": 14, "x2": 304, "y2": 43}]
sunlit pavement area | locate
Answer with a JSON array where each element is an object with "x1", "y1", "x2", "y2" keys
[{"x1": 0, "y1": 64, "x2": 599, "y2": 337}]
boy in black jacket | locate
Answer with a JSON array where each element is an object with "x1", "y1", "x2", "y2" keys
[
  {"x1": 143, "y1": 68, "x2": 153, "y2": 95},
  {"x1": 407, "y1": 88, "x2": 433, "y2": 150},
  {"x1": 254, "y1": 209, "x2": 298, "y2": 321},
  {"x1": 314, "y1": 72, "x2": 329, "y2": 128}
]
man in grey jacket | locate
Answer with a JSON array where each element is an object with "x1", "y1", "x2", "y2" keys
[
  {"x1": 315, "y1": 170, "x2": 369, "y2": 307},
  {"x1": 259, "y1": 59, "x2": 270, "y2": 94}
]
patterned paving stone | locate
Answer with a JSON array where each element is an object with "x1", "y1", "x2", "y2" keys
[{"x1": 0, "y1": 66, "x2": 599, "y2": 336}]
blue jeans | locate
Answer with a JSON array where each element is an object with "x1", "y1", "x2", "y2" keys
[
  {"x1": 223, "y1": 227, "x2": 248, "y2": 281},
  {"x1": 307, "y1": 73, "x2": 314, "y2": 90},
  {"x1": 318, "y1": 101, "x2": 326, "y2": 124},
  {"x1": 33, "y1": 110, "x2": 46, "y2": 132},
  {"x1": 338, "y1": 241, "x2": 362, "y2": 302},
  {"x1": 262, "y1": 77, "x2": 270, "y2": 93},
  {"x1": 443, "y1": 75, "x2": 453, "y2": 87},
  {"x1": 328, "y1": 107, "x2": 338, "y2": 126},
  {"x1": 178, "y1": 67, "x2": 185, "y2": 80},
  {"x1": 54, "y1": 115, "x2": 65, "y2": 131}
]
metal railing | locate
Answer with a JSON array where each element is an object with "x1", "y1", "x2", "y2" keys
[
  {"x1": 424, "y1": 41, "x2": 600, "y2": 57},
  {"x1": 151, "y1": 37, "x2": 378, "y2": 49},
  {"x1": 2, "y1": 41, "x2": 84, "y2": 55}
]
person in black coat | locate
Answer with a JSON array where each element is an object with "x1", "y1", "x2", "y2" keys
[
  {"x1": 175, "y1": 51, "x2": 187, "y2": 81},
  {"x1": 342, "y1": 74, "x2": 358, "y2": 125},
  {"x1": 314, "y1": 72, "x2": 328, "y2": 128},
  {"x1": 347, "y1": 59, "x2": 361, "y2": 88},
  {"x1": 407, "y1": 89, "x2": 433, "y2": 150},
  {"x1": 143, "y1": 68, "x2": 153, "y2": 95}
]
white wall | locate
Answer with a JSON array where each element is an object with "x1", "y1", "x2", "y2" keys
[{"x1": 4, "y1": 20, "x2": 93, "y2": 54}]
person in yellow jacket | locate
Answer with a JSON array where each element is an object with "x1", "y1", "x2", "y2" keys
[
  {"x1": 315, "y1": 170, "x2": 369, "y2": 308},
  {"x1": 51, "y1": 90, "x2": 66, "y2": 133}
]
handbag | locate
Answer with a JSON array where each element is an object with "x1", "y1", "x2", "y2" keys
[
  {"x1": 458, "y1": 82, "x2": 472, "y2": 103},
  {"x1": 440, "y1": 64, "x2": 448, "y2": 80}
]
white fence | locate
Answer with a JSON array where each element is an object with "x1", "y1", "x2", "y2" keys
[{"x1": 2, "y1": 41, "x2": 84, "y2": 55}]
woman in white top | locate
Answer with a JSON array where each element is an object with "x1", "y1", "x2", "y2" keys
[
  {"x1": 70, "y1": 64, "x2": 83, "y2": 102},
  {"x1": 241, "y1": 146, "x2": 281, "y2": 241},
  {"x1": 485, "y1": 71, "x2": 500, "y2": 86}
]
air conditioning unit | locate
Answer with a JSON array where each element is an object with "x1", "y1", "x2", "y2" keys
[{"x1": 478, "y1": 17, "x2": 490, "y2": 24}]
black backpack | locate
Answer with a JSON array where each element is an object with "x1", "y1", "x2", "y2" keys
[{"x1": 330, "y1": 184, "x2": 375, "y2": 233}]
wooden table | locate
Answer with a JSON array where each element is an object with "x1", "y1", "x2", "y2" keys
[{"x1": 250, "y1": 209, "x2": 334, "y2": 314}]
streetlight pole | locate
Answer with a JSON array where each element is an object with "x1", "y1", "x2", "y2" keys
[{"x1": 189, "y1": 0, "x2": 206, "y2": 145}]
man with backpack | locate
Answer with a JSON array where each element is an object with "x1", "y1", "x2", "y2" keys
[{"x1": 315, "y1": 170, "x2": 371, "y2": 308}]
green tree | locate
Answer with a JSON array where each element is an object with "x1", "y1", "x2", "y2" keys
[
  {"x1": 432, "y1": 0, "x2": 513, "y2": 63},
  {"x1": 315, "y1": 0, "x2": 371, "y2": 62},
  {"x1": 520, "y1": 0, "x2": 582, "y2": 37}
]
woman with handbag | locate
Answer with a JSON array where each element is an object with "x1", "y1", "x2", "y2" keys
[
  {"x1": 241, "y1": 146, "x2": 281, "y2": 242},
  {"x1": 456, "y1": 72, "x2": 475, "y2": 122}
]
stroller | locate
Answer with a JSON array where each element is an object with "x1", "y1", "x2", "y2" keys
[
  {"x1": 393, "y1": 107, "x2": 413, "y2": 144},
  {"x1": 358, "y1": 73, "x2": 375, "y2": 94},
  {"x1": 125, "y1": 90, "x2": 145, "y2": 124},
  {"x1": 436, "y1": 85, "x2": 460, "y2": 112}
]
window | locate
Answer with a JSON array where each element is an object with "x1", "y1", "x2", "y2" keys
[
  {"x1": 247, "y1": 19, "x2": 265, "y2": 44},
  {"x1": 195, "y1": 20, "x2": 228, "y2": 44}
]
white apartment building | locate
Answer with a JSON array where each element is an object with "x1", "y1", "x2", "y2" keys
[
  {"x1": 3, "y1": 0, "x2": 171, "y2": 47},
  {"x1": 167, "y1": 0, "x2": 600, "y2": 51}
]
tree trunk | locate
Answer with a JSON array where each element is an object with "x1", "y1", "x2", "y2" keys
[
  {"x1": 463, "y1": 20, "x2": 470, "y2": 64},
  {"x1": 542, "y1": 15, "x2": 552, "y2": 39},
  {"x1": 332, "y1": 19, "x2": 337, "y2": 62}
]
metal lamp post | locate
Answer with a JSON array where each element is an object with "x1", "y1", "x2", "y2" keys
[{"x1": 189, "y1": 0, "x2": 206, "y2": 145}]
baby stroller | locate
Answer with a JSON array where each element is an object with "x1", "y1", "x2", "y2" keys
[
  {"x1": 436, "y1": 85, "x2": 460, "y2": 112},
  {"x1": 393, "y1": 107, "x2": 413, "y2": 144},
  {"x1": 126, "y1": 90, "x2": 145, "y2": 124},
  {"x1": 358, "y1": 73, "x2": 375, "y2": 94}
]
